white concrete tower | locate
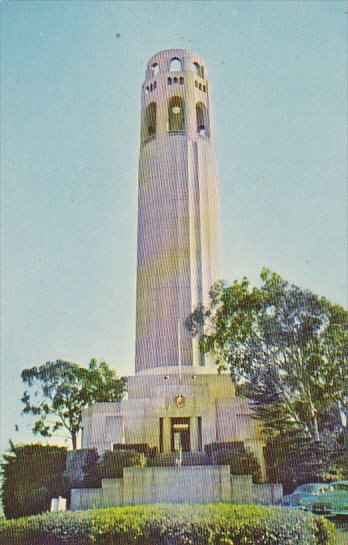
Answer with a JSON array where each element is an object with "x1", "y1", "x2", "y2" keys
[
  {"x1": 81, "y1": 50, "x2": 264, "y2": 471},
  {"x1": 135, "y1": 49, "x2": 222, "y2": 374}
]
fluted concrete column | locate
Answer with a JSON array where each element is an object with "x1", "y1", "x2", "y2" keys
[
  {"x1": 190, "y1": 416, "x2": 199, "y2": 452},
  {"x1": 163, "y1": 417, "x2": 171, "y2": 453}
]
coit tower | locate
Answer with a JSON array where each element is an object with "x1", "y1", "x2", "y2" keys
[{"x1": 135, "y1": 49, "x2": 222, "y2": 375}]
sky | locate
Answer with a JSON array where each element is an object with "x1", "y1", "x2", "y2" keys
[{"x1": 1, "y1": 0, "x2": 347, "y2": 452}]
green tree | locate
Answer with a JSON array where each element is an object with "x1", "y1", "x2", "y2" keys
[
  {"x1": 21, "y1": 359, "x2": 127, "y2": 449},
  {"x1": 0, "y1": 443, "x2": 69, "y2": 519},
  {"x1": 265, "y1": 426, "x2": 348, "y2": 492},
  {"x1": 186, "y1": 269, "x2": 348, "y2": 441}
]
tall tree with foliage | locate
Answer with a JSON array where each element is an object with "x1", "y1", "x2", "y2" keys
[
  {"x1": 186, "y1": 269, "x2": 348, "y2": 442},
  {"x1": 21, "y1": 359, "x2": 127, "y2": 449}
]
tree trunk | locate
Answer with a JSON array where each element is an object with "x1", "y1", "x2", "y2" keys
[
  {"x1": 72, "y1": 430, "x2": 77, "y2": 450},
  {"x1": 311, "y1": 410, "x2": 320, "y2": 442}
]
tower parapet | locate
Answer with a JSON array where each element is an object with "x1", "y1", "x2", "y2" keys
[
  {"x1": 140, "y1": 49, "x2": 211, "y2": 145},
  {"x1": 135, "y1": 49, "x2": 222, "y2": 375}
]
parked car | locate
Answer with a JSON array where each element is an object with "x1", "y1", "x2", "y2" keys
[
  {"x1": 312, "y1": 481, "x2": 348, "y2": 516},
  {"x1": 281, "y1": 483, "x2": 333, "y2": 511}
]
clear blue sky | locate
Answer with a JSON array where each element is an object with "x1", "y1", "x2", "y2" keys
[{"x1": 1, "y1": 1, "x2": 347, "y2": 451}]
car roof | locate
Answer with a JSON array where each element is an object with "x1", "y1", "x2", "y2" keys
[{"x1": 296, "y1": 483, "x2": 330, "y2": 490}]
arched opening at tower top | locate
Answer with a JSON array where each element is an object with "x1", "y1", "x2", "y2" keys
[
  {"x1": 193, "y1": 62, "x2": 204, "y2": 79},
  {"x1": 144, "y1": 102, "x2": 157, "y2": 140},
  {"x1": 168, "y1": 96, "x2": 185, "y2": 132},
  {"x1": 169, "y1": 58, "x2": 182, "y2": 72},
  {"x1": 151, "y1": 63, "x2": 159, "y2": 76},
  {"x1": 196, "y1": 102, "x2": 209, "y2": 137}
]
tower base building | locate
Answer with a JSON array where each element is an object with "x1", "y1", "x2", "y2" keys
[{"x1": 82, "y1": 368, "x2": 265, "y2": 475}]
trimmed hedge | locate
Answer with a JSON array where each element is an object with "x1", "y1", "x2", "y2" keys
[
  {"x1": 66, "y1": 449, "x2": 100, "y2": 489},
  {"x1": 98, "y1": 450, "x2": 145, "y2": 478},
  {"x1": 113, "y1": 443, "x2": 158, "y2": 457},
  {"x1": 0, "y1": 503, "x2": 338, "y2": 545},
  {"x1": 66, "y1": 449, "x2": 146, "y2": 487},
  {"x1": 0, "y1": 444, "x2": 69, "y2": 519},
  {"x1": 205, "y1": 442, "x2": 263, "y2": 483}
]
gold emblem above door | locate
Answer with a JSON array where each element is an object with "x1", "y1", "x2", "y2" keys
[{"x1": 174, "y1": 394, "x2": 186, "y2": 407}]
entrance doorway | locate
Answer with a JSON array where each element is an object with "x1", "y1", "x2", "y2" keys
[{"x1": 171, "y1": 418, "x2": 190, "y2": 452}]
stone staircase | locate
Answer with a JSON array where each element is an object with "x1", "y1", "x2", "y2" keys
[{"x1": 149, "y1": 452, "x2": 210, "y2": 467}]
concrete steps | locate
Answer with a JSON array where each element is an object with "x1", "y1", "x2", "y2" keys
[{"x1": 149, "y1": 452, "x2": 210, "y2": 467}]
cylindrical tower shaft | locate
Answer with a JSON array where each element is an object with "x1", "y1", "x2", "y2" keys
[{"x1": 135, "y1": 49, "x2": 222, "y2": 375}]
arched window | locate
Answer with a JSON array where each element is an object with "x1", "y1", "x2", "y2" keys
[
  {"x1": 168, "y1": 77, "x2": 172, "y2": 85},
  {"x1": 151, "y1": 62, "x2": 159, "y2": 76},
  {"x1": 193, "y1": 62, "x2": 204, "y2": 78},
  {"x1": 180, "y1": 77, "x2": 184, "y2": 84},
  {"x1": 168, "y1": 96, "x2": 185, "y2": 132},
  {"x1": 196, "y1": 102, "x2": 209, "y2": 137},
  {"x1": 145, "y1": 102, "x2": 157, "y2": 140},
  {"x1": 169, "y1": 57, "x2": 182, "y2": 72},
  {"x1": 173, "y1": 77, "x2": 178, "y2": 84}
]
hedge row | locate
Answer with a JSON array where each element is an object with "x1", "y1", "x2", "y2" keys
[
  {"x1": 67, "y1": 442, "x2": 263, "y2": 489},
  {"x1": 1, "y1": 444, "x2": 70, "y2": 519},
  {"x1": 0, "y1": 503, "x2": 338, "y2": 545}
]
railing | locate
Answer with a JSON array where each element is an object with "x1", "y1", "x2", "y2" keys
[
  {"x1": 143, "y1": 134, "x2": 156, "y2": 144},
  {"x1": 197, "y1": 133, "x2": 210, "y2": 141}
]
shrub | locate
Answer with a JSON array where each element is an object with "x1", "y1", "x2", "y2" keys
[
  {"x1": 265, "y1": 430, "x2": 348, "y2": 493},
  {"x1": 206, "y1": 442, "x2": 263, "y2": 483},
  {"x1": 98, "y1": 450, "x2": 144, "y2": 479},
  {"x1": 66, "y1": 449, "x2": 100, "y2": 489},
  {"x1": 113, "y1": 443, "x2": 158, "y2": 457},
  {"x1": 0, "y1": 504, "x2": 338, "y2": 545},
  {"x1": 0, "y1": 443, "x2": 70, "y2": 519}
]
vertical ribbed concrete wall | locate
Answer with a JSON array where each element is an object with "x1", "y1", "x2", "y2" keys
[
  {"x1": 70, "y1": 470, "x2": 283, "y2": 510},
  {"x1": 135, "y1": 49, "x2": 222, "y2": 374}
]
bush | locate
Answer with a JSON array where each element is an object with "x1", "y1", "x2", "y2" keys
[
  {"x1": 0, "y1": 443, "x2": 70, "y2": 519},
  {"x1": 113, "y1": 443, "x2": 158, "y2": 457},
  {"x1": 265, "y1": 430, "x2": 348, "y2": 494},
  {"x1": 206, "y1": 442, "x2": 263, "y2": 483},
  {"x1": 98, "y1": 450, "x2": 144, "y2": 479},
  {"x1": 0, "y1": 504, "x2": 338, "y2": 545},
  {"x1": 66, "y1": 449, "x2": 100, "y2": 489},
  {"x1": 66, "y1": 449, "x2": 145, "y2": 486}
]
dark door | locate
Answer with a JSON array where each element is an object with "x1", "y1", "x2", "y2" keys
[{"x1": 171, "y1": 417, "x2": 191, "y2": 452}]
